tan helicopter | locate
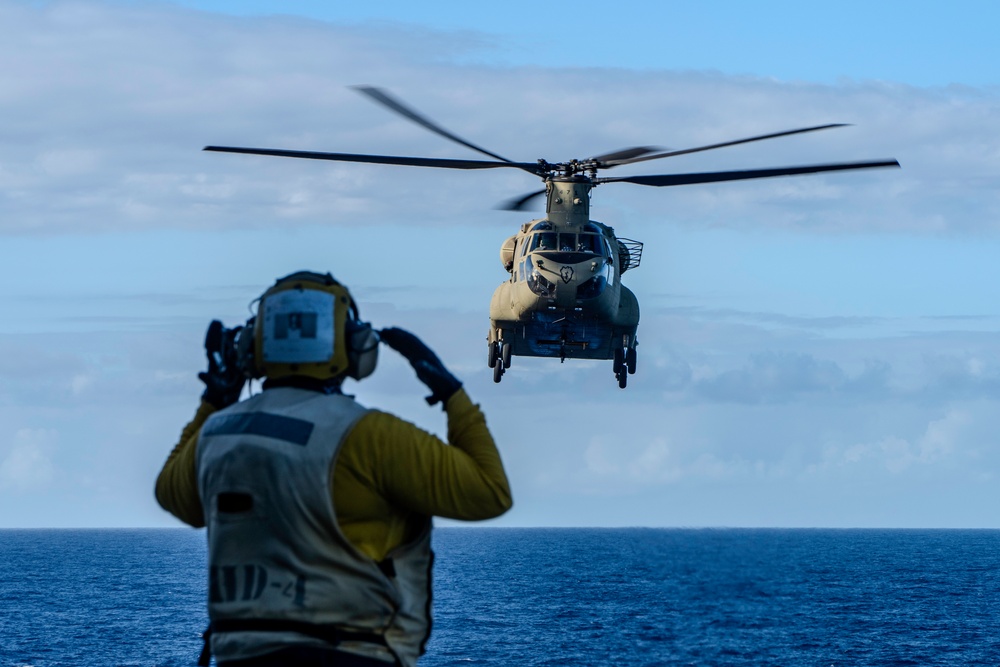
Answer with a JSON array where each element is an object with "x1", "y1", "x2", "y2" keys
[{"x1": 205, "y1": 86, "x2": 899, "y2": 388}]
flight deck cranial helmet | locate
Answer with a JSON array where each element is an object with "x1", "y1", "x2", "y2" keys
[{"x1": 250, "y1": 271, "x2": 379, "y2": 382}]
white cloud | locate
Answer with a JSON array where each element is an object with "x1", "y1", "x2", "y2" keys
[
  {"x1": 69, "y1": 374, "x2": 94, "y2": 395},
  {"x1": 0, "y1": 428, "x2": 57, "y2": 490},
  {"x1": 811, "y1": 409, "x2": 975, "y2": 475},
  {"x1": 579, "y1": 435, "x2": 750, "y2": 490},
  {"x1": 0, "y1": 2, "x2": 998, "y2": 235},
  {"x1": 917, "y1": 409, "x2": 969, "y2": 463}
]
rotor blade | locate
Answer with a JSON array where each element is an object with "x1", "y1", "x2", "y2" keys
[
  {"x1": 608, "y1": 124, "x2": 850, "y2": 167},
  {"x1": 588, "y1": 146, "x2": 664, "y2": 165},
  {"x1": 353, "y1": 85, "x2": 518, "y2": 165},
  {"x1": 497, "y1": 189, "x2": 547, "y2": 211},
  {"x1": 597, "y1": 159, "x2": 900, "y2": 187},
  {"x1": 203, "y1": 146, "x2": 541, "y2": 172}
]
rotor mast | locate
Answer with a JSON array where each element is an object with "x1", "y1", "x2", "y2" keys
[{"x1": 545, "y1": 176, "x2": 593, "y2": 225}]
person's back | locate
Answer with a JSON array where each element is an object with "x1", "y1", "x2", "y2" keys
[{"x1": 156, "y1": 271, "x2": 511, "y2": 667}]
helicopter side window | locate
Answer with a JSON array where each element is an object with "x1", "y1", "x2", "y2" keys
[
  {"x1": 510, "y1": 239, "x2": 519, "y2": 281},
  {"x1": 532, "y1": 232, "x2": 557, "y2": 251},
  {"x1": 523, "y1": 256, "x2": 555, "y2": 298}
]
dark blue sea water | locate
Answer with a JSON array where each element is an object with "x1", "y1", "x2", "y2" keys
[{"x1": 2, "y1": 528, "x2": 999, "y2": 666}]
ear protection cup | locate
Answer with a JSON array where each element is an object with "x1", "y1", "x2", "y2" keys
[
  {"x1": 345, "y1": 303, "x2": 379, "y2": 380},
  {"x1": 235, "y1": 317, "x2": 261, "y2": 379}
]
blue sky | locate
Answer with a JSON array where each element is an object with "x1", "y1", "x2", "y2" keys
[
  {"x1": 1, "y1": 0, "x2": 999, "y2": 528},
  {"x1": 170, "y1": 0, "x2": 1000, "y2": 87}
]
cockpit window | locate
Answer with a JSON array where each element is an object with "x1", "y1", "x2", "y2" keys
[
  {"x1": 527, "y1": 232, "x2": 606, "y2": 263},
  {"x1": 551, "y1": 233, "x2": 601, "y2": 254},
  {"x1": 576, "y1": 234, "x2": 601, "y2": 254},
  {"x1": 530, "y1": 221, "x2": 555, "y2": 233},
  {"x1": 531, "y1": 232, "x2": 557, "y2": 251}
]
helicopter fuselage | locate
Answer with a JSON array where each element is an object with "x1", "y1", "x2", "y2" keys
[{"x1": 488, "y1": 179, "x2": 641, "y2": 367}]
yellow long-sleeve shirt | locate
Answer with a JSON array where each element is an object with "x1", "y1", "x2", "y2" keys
[{"x1": 155, "y1": 388, "x2": 512, "y2": 561}]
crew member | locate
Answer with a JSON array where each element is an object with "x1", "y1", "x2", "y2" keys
[{"x1": 155, "y1": 271, "x2": 512, "y2": 667}]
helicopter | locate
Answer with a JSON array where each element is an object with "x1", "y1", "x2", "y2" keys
[{"x1": 205, "y1": 86, "x2": 899, "y2": 388}]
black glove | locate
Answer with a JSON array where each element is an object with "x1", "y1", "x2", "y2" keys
[
  {"x1": 199, "y1": 320, "x2": 246, "y2": 409},
  {"x1": 380, "y1": 327, "x2": 462, "y2": 407}
]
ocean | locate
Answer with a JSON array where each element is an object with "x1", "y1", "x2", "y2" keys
[{"x1": 2, "y1": 528, "x2": 999, "y2": 666}]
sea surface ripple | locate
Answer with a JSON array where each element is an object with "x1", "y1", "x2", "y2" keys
[{"x1": 2, "y1": 528, "x2": 999, "y2": 666}]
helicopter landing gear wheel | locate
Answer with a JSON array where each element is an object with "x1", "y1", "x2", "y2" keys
[
  {"x1": 488, "y1": 341, "x2": 498, "y2": 368},
  {"x1": 493, "y1": 360, "x2": 504, "y2": 383},
  {"x1": 612, "y1": 347, "x2": 628, "y2": 388},
  {"x1": 626, "y1": 347, "x2": 637, "y2": 375},
  {"x1": 501, "y1": 342, "x2": 512, "y2": 369}
]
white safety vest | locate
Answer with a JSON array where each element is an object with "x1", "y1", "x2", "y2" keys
[{"x1": 196, "y1": 387, "x2": 432, "y2": 666}]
